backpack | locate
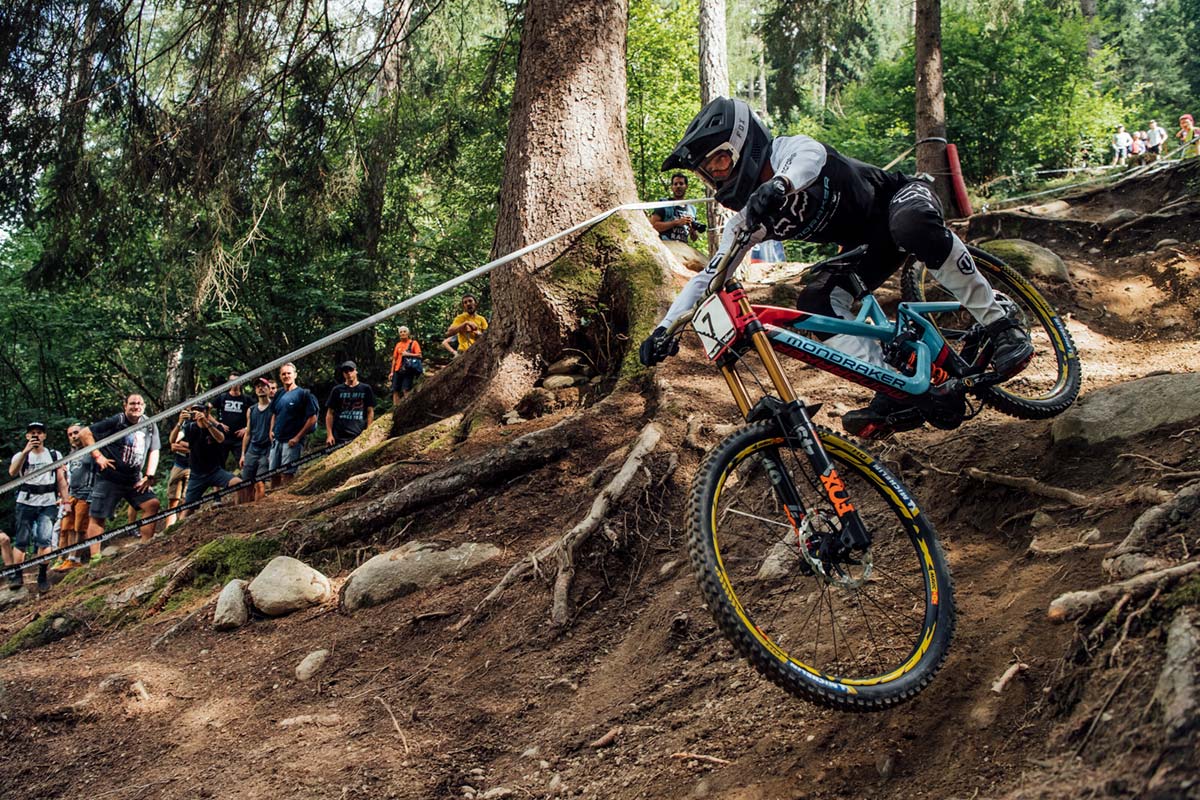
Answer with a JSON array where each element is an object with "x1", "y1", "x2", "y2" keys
[
  {"x1": 20, "y1": 449, "x2": 61, "y2": 496},
  {"x1": 400, "y1": 340, "x2": 424, "y2": 375}
]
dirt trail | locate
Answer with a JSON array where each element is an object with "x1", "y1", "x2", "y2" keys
[{"x1": 1, "y1": 166, "x2": 1197, "y2": 800}]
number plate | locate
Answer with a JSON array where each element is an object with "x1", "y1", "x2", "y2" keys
[{"x1": 693, "y1": 293, "x2": 738, "y2": 360}]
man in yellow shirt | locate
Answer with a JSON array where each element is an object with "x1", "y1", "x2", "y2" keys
[{"x1": 442, "y1": 294, "x2": 488, "y2": 356}]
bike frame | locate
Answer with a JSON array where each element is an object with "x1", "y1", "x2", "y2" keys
[{"x1": 666, "y1": 230, "x2": 964, "y2": 555}]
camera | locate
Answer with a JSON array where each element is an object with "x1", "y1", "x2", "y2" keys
[{"x1": 693, "y1": 222, "x2": 708, "y2": 233}]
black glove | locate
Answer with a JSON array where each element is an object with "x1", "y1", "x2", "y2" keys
[
  {"x1": 638, "y1": 326, "x2": 679, "y2": 367},
  {"x1": 744, "y1": 176, "x2": 789, "y2": 229}
]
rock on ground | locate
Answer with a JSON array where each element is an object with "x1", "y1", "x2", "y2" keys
[
  {"x1": 542, "y1": 375, "x2": 576, "y2": 390},
  {"x1": 980, "y1": 239, "x2": 1069, "y2": 281},
  {"x1": 213, "y1": 579, "x2": 250, "y2": 630},
  {"x1": 340, "y1": 541, "x2": 502, "y2": 613},
  {"x1": 247, "y1": 556, "x2": 332, "y2": 616},
  {"x1": 295, "y1": 649, "x2": 330, "y2": 681},
  {"x1": 1101, "y1": 208, "x2": 1139, "y2": 228},
  {"x1": 1050, "y1": 372, "x2": 1200, "y2": 447}
]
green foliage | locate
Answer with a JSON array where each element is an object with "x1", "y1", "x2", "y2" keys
[
  {"x1": 188, "y1": 535, "x2": 281, "y2": 589},
  {"x1": 818, "y1": 0, "x2": 1142, "y2": 181}
]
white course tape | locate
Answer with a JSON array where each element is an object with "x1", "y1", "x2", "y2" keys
[{"x1": 0, "y1": 197, "x2": 710, "y2": 496}]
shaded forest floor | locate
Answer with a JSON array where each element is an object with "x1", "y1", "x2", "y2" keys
[{"x1": 1, "y1": 165, "x2": 1198, "y2": 800}]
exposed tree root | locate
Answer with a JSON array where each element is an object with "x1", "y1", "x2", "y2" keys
[
  {"x1": 964, "y1": 467, "x2": 1096, "y2": 506},
  {"x1": 296, "y1": 411, "x2": 599, "y2": 554},
  {"x1": 683, "y1": 416, "x2": 740, "y2": 451},
  {"x1": 454, "y1": 423, "x2": 665, "y2": 630},
  {"x1": 144, "y1": 558, "x2": 197, "y2": 617},
  {"x1": 965, "y1": 467, "x2": 1173, "y2": 509},
  {"x1": 1048, "y1": 560, "x2": 1200, "y2": 623}
]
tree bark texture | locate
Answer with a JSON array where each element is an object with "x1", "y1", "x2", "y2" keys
[
  {"x1": 699, "y1": 0, "x2": 731, "y2": 256},
  {"x1": 914, "y1": 0, "x2": 956, "y2": 214},
  {"x1": 393, "y1": 0, "x2": 672, "y2": 434}
]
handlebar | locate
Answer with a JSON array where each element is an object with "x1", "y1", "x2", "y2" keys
[{"x1": 662, "y1": 229, "x2": 755, "y2": 339}]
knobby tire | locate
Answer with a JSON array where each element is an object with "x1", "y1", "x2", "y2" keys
[
  {"x1": 687, "y1": 422, "x2": 955, "y2": 710},
  {"x1": 901, "y1": 245, "x2": 1081, "y2": 419}
]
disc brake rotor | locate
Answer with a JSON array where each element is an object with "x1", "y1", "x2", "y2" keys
[{"x1": 797, "y1": 510, "x2": 874, "y2": 589}]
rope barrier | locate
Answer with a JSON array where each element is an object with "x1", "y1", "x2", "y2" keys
[
  {"x1": 0, "y1": 440, "x2": 418, "y2": 581},
  {"x1": 0, "y1": 198, "x2": 709, "y2": 498}
]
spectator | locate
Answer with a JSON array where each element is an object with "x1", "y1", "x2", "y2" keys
[
  {"x1": 1146, "y1": 120, "x2": 1168, "y2": 161},
  {"x1": 51, "y1": 424, "x2": 96, "y2": 572},
  {"x1": 268, "y1": 379, "x2": 278, "y2": 401},
  {"x1": 178, "y1": 402, "x2": 242, "y2": 519},
  {"x1": 78, "y1": 394, "x2": 162, "y2": 563},
  {"x1": 649, "y1": 172, "x2": 707, "y2": 272},
  {"x1": 164, "y1": 410, "x2": 191, "y2": 527},
  {"x1": 1177, "y1": 114, "x2": 1199, "y2": 158},
  {"x1": 1130, "y1": 131, "x2": 1146, "y2": 164},
  {"x1": 325, "y1": 361, "x2": 377, "y2": 445},
  {"x1": 215, "y1": 372, "x2": 250, "y2": 469},
  {"x1": 1111, "y1": 125, "x2": 1133, "y2": 165},
  {"x1": 240, "y1": 377, "x2": 274, "y2": 503},
  {"x1": 442, "y1": 294, "x2": 489, "y2": 357},
  {"x1": 7, "y1": 422, "x2": 68, "y2": 591},
  {"x1": 388, "y1": 326, "x2": 423, "y2": 404},
  {"x1": 268, "y1": 362, "x2": 318, "y2": 488}
]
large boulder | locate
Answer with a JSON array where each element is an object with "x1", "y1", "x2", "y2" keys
[
  {"x1": 981, "y1": 239, "x2": 1070, "y2": 282},
  {"x1": 247, "y1": 557, "x2": 332, "y2": 616},
  {"x1": 1051, "y1": 373, "x2": 1200, "y2": 447},
  {"x1": 213, "y1": 579, "x2": 250, "y2": 630},
  {"x1": 340, "y1": 542, "x2": 502, "y2": 613}
]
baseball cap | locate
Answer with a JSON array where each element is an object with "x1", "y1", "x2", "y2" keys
[
  {"x1": 339, "y1": 360, "x2": 357, "y2": 372},
  {"x1": 256, "y1": 376, "x2": 272, "y2": 387},
  {"x1": 27, "y1": 421, "x2": 46, "y2": 432}
]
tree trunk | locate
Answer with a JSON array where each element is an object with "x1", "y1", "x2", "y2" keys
[
  {"x1": 345, "y1": 0, "x2": 415, "y2": 378},
  {"x1": 914, "y1": 0, "x2": 956, "y2": 214},
  {"x1": 390, "y1": 0, "x2": 672, "y2": 436},
  {"x1": 162, "y1": 343, "x2": 193, "y2": 410},
  {"x1": 699, "y1": 0, "x2": 730, "y2": 257},
  {"x1": 1078, "y1": 0, "x2": 1099, "y2": 57}
]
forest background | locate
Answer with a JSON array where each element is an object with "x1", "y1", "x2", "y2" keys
[{"x1": 0, "y1": 0, "x2": 1195, "y2": 467}]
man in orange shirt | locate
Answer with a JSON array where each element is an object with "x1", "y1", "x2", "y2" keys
[{"x1": 389, "y1": 326, "x2": 423, "y2": 405}]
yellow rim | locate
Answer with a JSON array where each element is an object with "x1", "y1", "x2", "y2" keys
[{"x1": 707, "y1": 431, "x2": 938, "y2": 690}]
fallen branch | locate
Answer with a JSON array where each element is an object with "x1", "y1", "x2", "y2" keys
[
  {"x1": 454, "y1": 423, "x2": 663, "y2": 630},
  {"x1": 991, "y1": 662, "x2": 1029, "y2": 694},
  {"x1": 589, "y1": 725, "x2": 623, "y2": 749},
  {"x1": 964, "y1": 468, "x2": 1093, "y2": 506},
  {"x1": 374, "y1": 696, "x2": 411, "y2": 755},
  {"x1": 1048, "y1": 560, "x2": 1200, "y2": 623},
  {"x1": 150, "y1": 599, "x2": 214, "y2": 649},
  {"x1": 683, "y1": 416, "x2": 739, "y2": 451},
  {"x1": 671, "y1": 752, "x2": 732, "y2": 766},
  {"x1": 1026, "y1": 538, "x2": 1112, "y2": 557}
]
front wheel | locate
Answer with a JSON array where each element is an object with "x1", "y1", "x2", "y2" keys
[
  {"x1": 901, "y1": 245, "x2": 1081, "y2": 419},
  {"x1": 687, "y1": 422, "x2": 955, "y2": 710}
]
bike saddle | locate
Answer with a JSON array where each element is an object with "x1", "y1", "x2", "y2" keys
[{"x1": 806, "y1": 245, "x2": 869, "y2": 276}]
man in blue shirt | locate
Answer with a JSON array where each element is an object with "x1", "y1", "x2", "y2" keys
[
  {"x1": 268, "y1": 362, "x2": 318, "y2": 488},
  {"x1": 649, "y1": 173, "x2": 706, "y2": 272}
]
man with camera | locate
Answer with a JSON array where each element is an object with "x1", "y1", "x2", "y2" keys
[
  {"x1": 6, "y1": 422, "x2": 69, "y2": 590},
  {"x1": 650, "y1": 172, "x2": 707, "y2": 272},
  {"x1": 78, "y1": 394, "x2": 162, "y2": 563},
  {"x1": 175, "y1": 401, "x2": 242, "y2": 519}
]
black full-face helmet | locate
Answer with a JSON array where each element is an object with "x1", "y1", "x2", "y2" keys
[{"x1": 660, "y1": 97, "x2": 773, "y2": 211}]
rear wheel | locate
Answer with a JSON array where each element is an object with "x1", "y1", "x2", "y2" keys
[
  {"x1": 901, "y1": 246, "x2": 1081, "y2": 419},
  {"x1": 687, "y1": 422, "x2": 955, "y2": 710}
]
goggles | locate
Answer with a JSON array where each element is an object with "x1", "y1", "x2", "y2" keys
[{"x1": 695, "y1": 142, "x2": 739, "y2": 189}]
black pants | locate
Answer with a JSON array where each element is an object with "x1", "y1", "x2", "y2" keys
[{"x1": 796, "y1": 180, "x2": 956, "y2": 317}]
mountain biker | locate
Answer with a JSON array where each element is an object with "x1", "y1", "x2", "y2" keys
[{"x1": 638, "y1": 97, "x2": 1033, "y2": 437}]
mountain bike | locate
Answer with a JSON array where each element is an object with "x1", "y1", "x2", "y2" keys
[{"x1": 661, "y1": 231, "x2": 1075, "y2": 709}]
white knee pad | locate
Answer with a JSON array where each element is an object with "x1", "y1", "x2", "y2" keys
[{"x1": 930, "y1": 235, "x2": 1006, "y2": 325}]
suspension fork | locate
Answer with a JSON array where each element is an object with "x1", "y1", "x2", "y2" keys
[{"x1": 720, "y1": 293, "x2": 873, "y2": 552}]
